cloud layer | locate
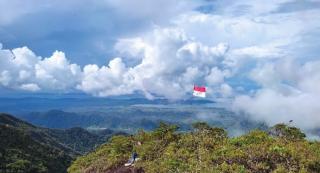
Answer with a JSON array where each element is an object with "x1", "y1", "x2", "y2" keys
[
  {"x1": 1, "y1": 0, "x2": 320, "y2": 129},
  {"x1": 0, "y1": 27, "x2": 231, "y2": 100}
]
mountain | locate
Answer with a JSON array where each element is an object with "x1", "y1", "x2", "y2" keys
[
  {"x1": 68, "y1": 122, "x2": 320, "y2": 173},
  {"x1": 0, "y1": 113, "x2": 73, "y2": 173},
  {"x1": 0, "y1": 113, "x2": 123, "y2": 173},
  {"x1": 19, "y1": 110, "x2": 105, "y2": 129},
  {"x1": 18, "y1": 107, "x2": 267, "y2": 136},
  {"x1": 0, "y1": 95, "x2": 214, "y2": 114}
]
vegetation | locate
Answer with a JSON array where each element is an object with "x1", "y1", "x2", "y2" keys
[
  {"x1": 69, "y1": 122, "x2": 320, "y2": 173},
  {"x1": 0, "y1": 113, "x2": 121, "y2": 173},
  {"x1": 0, "y1": 123, "x2": 72, "y2": 173}
]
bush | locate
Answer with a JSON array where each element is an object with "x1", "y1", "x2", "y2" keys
[
  {"x1": 69, "y1": 122, "x2": 320, "y2": 173},
  {"x1": 269, "y1": 124, "x2": 306, "y2": 140}
]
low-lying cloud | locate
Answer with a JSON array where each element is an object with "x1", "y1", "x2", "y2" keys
[{"x1": 233, "y1": 59, "x2": 320, "y2": 130}]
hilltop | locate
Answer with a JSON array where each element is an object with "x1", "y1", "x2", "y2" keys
[
  {"x1": 0, "y1": 113, "x2": 122, "y2": 173},
  {"x1": 68, "y1": 122, "x2": 320, "y2": 173}
]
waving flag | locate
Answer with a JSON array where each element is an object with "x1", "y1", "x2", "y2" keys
[{"x1": 193, "y1": 85, "x2": 206, "y2": 98}]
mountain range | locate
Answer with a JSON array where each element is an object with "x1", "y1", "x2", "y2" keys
[
  {"x1": 17, "y1": 106, "x2": 268, "y2": 136},
  {"x1": 0, "y1": 113, "x2": 124, "y2": 173}
]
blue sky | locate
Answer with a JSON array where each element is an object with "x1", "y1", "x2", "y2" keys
[{"x1": 1, "y1": 0, "x2": 320, "y2": 129}]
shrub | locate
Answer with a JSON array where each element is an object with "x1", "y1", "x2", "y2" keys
[{"x1": 68, "y1": 123, "x2": 320, "y2": 173}]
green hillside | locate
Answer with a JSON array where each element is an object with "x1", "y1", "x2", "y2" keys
[
  {"x1": 0, "y1": 113, "x2": 120, "y2": 173},
  {"x1": 68, "y1": 122, "x2": 320, "y2": 173},
  {"x1": 0, "y1": 121, "x2": 72, "y2": 173}
]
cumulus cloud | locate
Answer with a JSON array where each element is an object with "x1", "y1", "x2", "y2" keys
[
  {"x1": 35, "y1": 51, "x2": 81, "y2": 90},
  {"x1": 81, "y1": 28, "x2": 230, "y2": 99},
  {"x1": 77, "y1": 57, "x2": 131, "y2": 97},
  {"x1": 0, "y1": 46, "x2": 81, "y2": 92},
  {"x1": 1, "y1": 0, "x2": 320, "y2": 130},
  {"x1": 0, "y1": 26, "x2": 230, "y2": 99}
]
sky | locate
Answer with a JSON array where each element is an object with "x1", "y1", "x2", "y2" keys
[{"x1": 0, "y1": 0, "x2": 320, "y2": 129}]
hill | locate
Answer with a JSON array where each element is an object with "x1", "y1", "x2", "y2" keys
[
  {"x1": 19, "y1": 107, "x2": 267, "y2": 135},
  {"x1": 0, "y1": 114, "x2": 73, "y2": 173},
  {"x1": 68, "y1": 122, "x2": 320, "y2": 173},
  {"x1": 0, "y1": 113, "x2": 122, "y2": 173}
]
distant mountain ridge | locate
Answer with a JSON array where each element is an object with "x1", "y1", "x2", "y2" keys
[
  {"x1": 0, "y1": 96, "x2": 215, "y2": 114},
  {"x1": 20, "y1": 110, "x2": 105, "y2": 129},
  {"x1": 19, "y1": 107, "x2": 267, "y2": 136},
  {"x1": 0, "y1": 113, "x2": 123, "y2": 173}
]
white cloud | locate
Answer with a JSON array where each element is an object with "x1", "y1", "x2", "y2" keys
[
  {"x1": 0, "y1": 71, "x2": 11, "y2": 86},
  {"x1": 35, "y1": 51, "x2": 81, "y2": 91},
  {"x1": 114, "y1": 38, "x2": 147, "y2": 59},
  {"x1": 233, "y1": 89, "x2": 320, "y2": 130},
  {"x1": 230, "y1": 43, "x2": 286, "y2": 59},
  {"x1": 1, "y1": 0, "x2": 320, "y2": 130},
  {"x1": 233, "y1": 59, "x2": 320, "y2": 130},
  {"x1": 19, "y1": 83, "x2": 40, "y2": 92},
  {"x1": 220, "y1": 83, "x2": 233, "y2": 97},
  {"x1": 205, "y1": 67, "x2": 230, "y2": 86},
  {"x1": 77, "y1": 57, "x2": 131, "y2": 97},
  {"x1": 0, "y1": 46, "x2": 81, "y2": 92},
  {"x1": 78, "y1": 28, "x2": 230, "y2": 99}
]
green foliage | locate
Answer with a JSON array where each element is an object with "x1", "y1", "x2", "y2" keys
[
  {"x1": 0, "y1": 125, "x2": 72, "y2": 173},
  {"x1": 5, "y1": 159, "x2": 47, "y2": 173},
  {"x1": 192, "y1": 122, "x2": 212, "y2": 131},
  {"x1": 0, "y1": 113, "x2": 121, "y2": 173},
  {"x1": 270, "y1": 123, "x2": 306, "y2": 140},
  {"x1": 69, "y1": 122, "x2": 320, "y2": 173}
]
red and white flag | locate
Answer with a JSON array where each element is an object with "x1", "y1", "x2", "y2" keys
[{"x1": 193, "y1": 85, "x2": 206, "y2": 98}]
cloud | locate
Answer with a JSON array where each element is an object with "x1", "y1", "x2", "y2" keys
[
  {"x1": 0, "y1": 0, "x2": 203, "y2": 66},
  {"x1": 19, "y1": 83, "x2": 40, "y2": 92},
  {"x1": 0, "y1": 46, "x2": 81, "y2": 92},
  {"x1": 104, "y1": 0, "x2": 199, "y2": 23},
  {"x1": 233, "y1": 59, "x2": 320, "y2": 130},
  {"x1": 1, "y1": 0, "x2": 320, "y2": 130},
  {"x1": 80, "y1": 28, "x2": 230, "y2": 99},
  {"x1": 34, "y1": 51, "x2": 81, "y2": 90},
  {"x1": 205, "y1": 67, "x2": 230, "y2": 86},
  {"x1": 0, "y1": 25, "x2": 231, "y2": 99},
  {"x1": 77, "y1": 57, "x2": 131, "y2": 97},
  {"x1": 220, "y1": 83, "x2": 233, "y2": 97},
  {"x1": 233, "y1": 88, "x2": 320, "y2": 130}
]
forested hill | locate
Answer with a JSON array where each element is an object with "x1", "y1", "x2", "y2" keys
[
  {"x1": 69, "y1": 122, "x2": 320, "y2": 173},
  {"x1": 0, "y1": 113, "x2": 122, "y2": 173}
]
